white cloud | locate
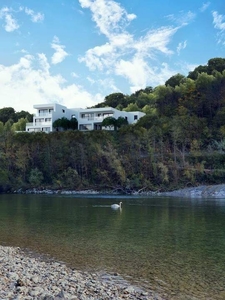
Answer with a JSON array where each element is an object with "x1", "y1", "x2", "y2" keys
[
  {"x1": 24, "y1": 7, "x2": 44, "y2": 22},
  {"x1": 166, "y1": 11, "x2": 196, "y2": 26},
  {"x1": 0, "y1": 54, "x2": 101, "y2": 113},
  {"x1": 87, "y1": 76, "x2": 95, "y2": 85},
  {"x1": 71, "y1": 72, "x2": 79, "y2": 78},
  {"x1": 200, "y1": 2, "x2": 210, "y2": 12},
  {"x1": 0, "y1": 7, "x2": 19, "y2": 32},
  {"x1": 4, "y1": 13, "x2": 19, "y2": 32},
  {"x1": 212, "y1": 11, "x2": 225, "y2": 31},
  {"x1": 134, "y1": 26, "x2": 178, "y2": 56},
  {"x1": 212, "y1": 11, "x2": 225, "y2": 44},
  {"x1": 51, "y1": 36, "x2": 69, "y2": 64},
  {"x1": 115, "y1": 57, "x2": 176, "y2": 92},
  {"x1": 78, "y1": 0, "x2": 183, "y2": 91},
  {"x1": 0, "y1": 5, "x2": 44, "y2": 32},
  {"x1": 177, "y1": 41, "x2": 187, "y2": 55},
  {"x1": 79, "y1": 0, "x2": 136, "y2": 37}
]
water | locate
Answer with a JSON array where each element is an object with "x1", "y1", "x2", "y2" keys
[{"x1": 0, "y1": 194, "x2": 225, "y2": 299}]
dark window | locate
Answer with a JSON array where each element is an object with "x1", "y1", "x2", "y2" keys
[
  {"x1": 62, "y1": 109, "x2": 65, "y2": 113},
  {"x1": 134, "y1": 115, "x2": 138, "y2": 120}
]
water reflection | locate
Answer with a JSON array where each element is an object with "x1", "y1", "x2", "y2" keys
[{"x1": 0, "y1": 194, "x2": 225, "y2": 299}]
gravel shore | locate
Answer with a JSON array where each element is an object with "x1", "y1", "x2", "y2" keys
[{"x1": 0, "y1": 245, "x2": 164, "y2": 300}]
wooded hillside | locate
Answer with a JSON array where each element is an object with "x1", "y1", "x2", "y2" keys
[{"x1": 1, "y1": 57, "x2": 225, "y2": 193}]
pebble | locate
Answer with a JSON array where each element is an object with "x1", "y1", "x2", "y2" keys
[{"x1": 0, "y1": 245, "x2": 164, "y2": 300}]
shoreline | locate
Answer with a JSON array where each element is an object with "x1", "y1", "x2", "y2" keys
[
  {"x1": 0, "y1": 245, "x2": 165, "y2": 300},
  {"x1": 10, "y1": 183, "x2": 225, "y2": 198}
]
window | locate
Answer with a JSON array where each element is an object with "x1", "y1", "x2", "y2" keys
[
  {"x1": 79, "y1": 124, "x2": 92, "y2": 130},
  {"x1": 35, "y1": 118, "x2": 44, "y2": 124},
  {"x1": 81, "y1": 113, "x2": 94, "y2": 120},
  {"x1": 42, "y1": 127, "x2": 50, "y2": 132},
  {"x1": 103, "y1": 113, "x2": 113, "y2": 117},
  {"x1": 134, "y1": 115, "x2": 138, "y2": 120},
  {"x1": 62, "y1": 109, "x2": 65, "y2": 113},
  {"x1": 39, "y1": 109, "x2": 48, "y2": 116}
]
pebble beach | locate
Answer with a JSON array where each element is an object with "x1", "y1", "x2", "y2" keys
[{"x1": 0, "y1": 245, "x2": 165, "y2": 300}]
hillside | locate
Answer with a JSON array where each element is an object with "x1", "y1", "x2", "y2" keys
[{"x1": 1, "y1": 57, "x2": 225, "y2": 193}]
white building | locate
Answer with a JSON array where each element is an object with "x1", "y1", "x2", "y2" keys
[{"x1": 26, "y1": 103, "x2": 145, "y2": 132}]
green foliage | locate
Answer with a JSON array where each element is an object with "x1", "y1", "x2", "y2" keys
[
  {"x1": 15, "y1": 110, "x2": 33, "y2": 122},
  {"x1": 0, "y1": 107, "x2": 16, "y2": 124},
  {"x1": 29, "y1": 168, "x2": 44, "y2": 186},
  {"x1": 12, "y1": 118, "x2": 28, "y2": 131},
  {"x1": 165, "y1": 73, "x2": 185, "y2": 87},
  {"x1": 123, "y1": 103, "x2": 140, "y2": 112},
  {"x1": 1, "y1": 57, "x2": 225, "y2": 192},
  {"x1": 53, "y1": 117, "x2": 78, "y2": 131},
  {"x1": 0, "y1": 107, "x2": 33, "y2": 124},
  {"x1": 102, "y1": 116, "x2": 128, "y2": 130},
  {"x1": 101, "y1": 116, "x2": 117, "y2": 129}
]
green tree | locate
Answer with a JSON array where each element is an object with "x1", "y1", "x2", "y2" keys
[
  {"x1": 165, "y1": 73, "x2": 185, "y2": 88},
  {"x1": 15, "y1": 110, "x2": 33, "y2": 122},
  {"x1": 116, "y1": 117, "x2": 128, "y2": 129},
  {"x1": 29, "y1": 168, "x2": 44, "y2": 186},
  {"x1": 0, "y1": 107, "x2": 16, "y2": 124},
  {"x1": 102, "y1": 116, "x2": 117, "y2": 130},
  {"x1": 123, "y1": 103, "x2": 140, "y2": 112},
  {"x1": 12, "y1": 118, "x2": 28, "y2": 131}
]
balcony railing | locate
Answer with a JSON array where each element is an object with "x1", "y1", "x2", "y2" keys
[
  {"x1": 26, "y1": 122, "x2": 34, "y2": 127},
  {"x1": 84, "y1": 115, "x2": 113, "y2": 121},
  {"x1": 35, "y1": 121, "x2": 52, "y2": 126},
  {"x1": 36, "y1": 113, "x2": 52, "y2": 117},
  {"x1": 26, "y1": 122, "x2": 52, "y2": 127}
]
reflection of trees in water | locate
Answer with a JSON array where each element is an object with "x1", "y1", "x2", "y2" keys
[{"x1": 0, "y1": 194, "x2": 225, "y2": 299}]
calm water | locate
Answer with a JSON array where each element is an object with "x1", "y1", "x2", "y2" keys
[{"x1": 0, "y1": 194, "x2": 225, "y2": 299}]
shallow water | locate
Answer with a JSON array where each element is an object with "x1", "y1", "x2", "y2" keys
[{"x1": 0, "y1": 194, "x2": 225, "y2": 299}]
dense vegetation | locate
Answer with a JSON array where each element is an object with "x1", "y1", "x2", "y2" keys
[{"x1": 1, "y1": 57, "x2": 225, "y2": 193}]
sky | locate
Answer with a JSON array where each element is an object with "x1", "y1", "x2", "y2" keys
[{"x1": 0, "y1": 0, "x2": 225, "y2": 113}]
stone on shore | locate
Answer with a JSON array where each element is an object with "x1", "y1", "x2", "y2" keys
[{"x1": 0, "y1": 245, "x2": 164, "y2": 300}]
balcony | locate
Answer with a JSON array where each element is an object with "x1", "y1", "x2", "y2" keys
[
  {"x1": 26, "y1": 122, "x2": 34, "y2": 127},
  {"x1": 36, "y1": 113, "x2": 52, "y2": 117},
  {"x1": 35, "y1": 121, "x2": 52, "y2": 126},
  {"x1": 87, "y1": 116, "x2": 104, "y2": 121}
]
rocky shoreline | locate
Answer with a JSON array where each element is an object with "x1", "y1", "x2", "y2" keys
[
  {"x1": 12, "y1": 184, "x2": 225, "y2": 198},
  {"x1": 0, "y1": 245, "x2": 165, "y2": 300}
]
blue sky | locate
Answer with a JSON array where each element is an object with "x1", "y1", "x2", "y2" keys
[{"x1": 0, "y1": 0, "x2": 225, "y2": 113}]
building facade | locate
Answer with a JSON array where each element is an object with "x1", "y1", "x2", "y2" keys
[{"x1": 26, "y1": 103, "x2": 145, "y2": 132}]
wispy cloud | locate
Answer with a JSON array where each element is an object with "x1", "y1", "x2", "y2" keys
[
  {"x1": 166, "y1": 11, "x2": 196, "y2": 26},
  {"x1": 177, "y1": 41, "x2": 187, "y2": 55},
  {"x1": 0, "y1": 5, "x2": 44, "y2": 32},
  {"x1": 0, "y1": 7, "x2": 19, "y2": 32},
  {"x1": 78, "y1": 0, "x2": 185, "y2": 91},
  {"x1": 79, "y1": 0, "x2": 136, "y2": 37},
  {"x1": 212, "y1": 11, "x2": 225, "y2": 44},
  {"x1": 51, "y1": 36, "x2": 69, "y2": 64},
  {"x1": 200, "y1": 2, "x2": 210, "y2": 12},
  {"x1": 24, "y1": 7, "x2": 44, "y2": 22}
]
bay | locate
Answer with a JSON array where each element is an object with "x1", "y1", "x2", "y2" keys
[{"x1": 0, "y1": 194, "x2": 225, "y2": 299}]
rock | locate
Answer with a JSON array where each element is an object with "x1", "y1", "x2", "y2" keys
[
  {"x1": 31, "y1": 275, "x2": 39, "y2": 284},
  {"x1": 15, "y1": 279, "x2": 24, "y2": 287},
  {"x1": 0, "y1": 245, "x2": 162, "y2": 300},
  {"x1": 29, "y1": 287, "x2": 44, "y2": 296}
]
